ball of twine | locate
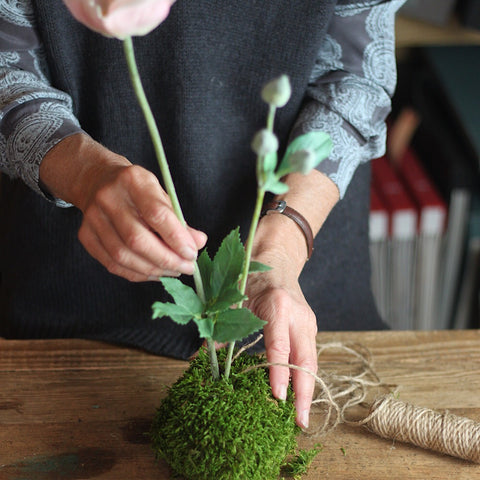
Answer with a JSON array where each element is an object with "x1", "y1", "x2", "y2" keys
[
  {"x1": 240, "y1": 337, "x2": 480, "y2": 463},
  {"x1": 363, "y1": 395, "x2": 480, "y2": 463}
]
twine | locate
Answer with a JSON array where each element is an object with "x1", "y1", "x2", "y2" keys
[
  {"x1": 239, "y1": 338, "x2": 480, "y2": 463},
  {"x1": 361, "y1": 395, "x2": 480, "y2": 463}
]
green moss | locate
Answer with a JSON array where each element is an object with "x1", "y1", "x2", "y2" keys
[
  {"x1": 281, "y1": 444, "x2": 323, "y2": 479},
  {"x1": 151, "y1": 348, "x2": 300, "y2": 480}
]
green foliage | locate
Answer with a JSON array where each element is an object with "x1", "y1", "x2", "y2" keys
[
  {"x1": 152, "y1": 228, "x2": 266, "y2": 343},
  {"x1": 249, "y1": 260, "x2": 272, "y2": 273},
  {"x1": 213, "y1": 308, "x2": 266, "y2": 343},
  {"x1": 281, "y1": 444, "x2": 323, "y2": 479},
  {"x1": 277, "y1": 130, "x2": 332, "y2": 178},
  {"x1": 151, "y1": 349, "x2": 300, "y2": 480}
]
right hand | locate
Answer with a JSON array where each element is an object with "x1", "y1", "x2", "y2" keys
[{"x1": 40, "y1": 133, "x2": 207, "y2": 282}]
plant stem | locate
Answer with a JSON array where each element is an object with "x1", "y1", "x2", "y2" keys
[
  {"x1": 267, "y1": 104, "x2": 276, "y2": 132},
  {"x1": 207, "y1": 338, "x2": 220, "y2": 379},
  {"x1": 224, "y1": 102, "x2": 278, "y2": 378},
  {"x1": 123, "y1": 37, "x2": 216, "y2": 375},
  {"x1": 224, "y1": 185, "x2": 265, "y2": 379},
  {"x1": 123, "y1": 37, "x2": 184, "y2": 224}
]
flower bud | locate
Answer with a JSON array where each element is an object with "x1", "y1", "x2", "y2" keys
[
  {"x1": 288, "y1": 149, "x2": 317, "y2": 175},
  {"x1": 261, "y1": 75, "x2": 292, "y2": 108},
  {"x1": 62, "y1": 0, "x2": 176, "y2": 39},
  {"x1": 251, "y1": 129, "x2": 279, "y2": 156}
]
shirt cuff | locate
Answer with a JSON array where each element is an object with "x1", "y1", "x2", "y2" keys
[{"x1": 2, "y1": 100, "x2": 83, "y2": 207}]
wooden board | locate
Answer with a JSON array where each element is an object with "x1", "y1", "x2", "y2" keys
[{"x1": 1, "y1": 330, "x2": 480, "y2": 479}]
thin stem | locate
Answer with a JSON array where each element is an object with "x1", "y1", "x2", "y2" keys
[
  {"x1": 123, "y1": 36, "x2": 207, "y2": 300},
  {"x1": 123, "y1": 36, "x2": 214, "y2": 368},
  {"x1": 207, "y1": 338, "x2": 220, "y2": 380},
  {"x1": 267, "y1": 104, "x2": 276, "y2": 132},
  {"x1": 224, "y1": 185, "x2": 265, "y2": 379},
  {"x1": 123, "y1": 36, "x2": 184, "y2": 224},
  {"x1": 224, "y1": 103, "x2": 277, "y2": 378}
]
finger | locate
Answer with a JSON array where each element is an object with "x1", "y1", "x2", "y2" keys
[
  {"x1": 98, "y1": 200, "x2": 196, "y2": 275},
  {"x1": 80, "y1": 213, "x2": 182, "y2": 280},
  {"x1": 79, "y1": 222, "x2": 155, "y2": 282},
  {"x1": 130, "y1": 176, "x2": 200, "y2": 261},
  {"x1": 290, "y1": 320, "x2": 318, "y2": 429},
  {"x1": 188, "y1": 227, "x2": 208, "y2": 250},
  {"x1": 264, "y1": 312, "x2": 292, "y2": 403}
]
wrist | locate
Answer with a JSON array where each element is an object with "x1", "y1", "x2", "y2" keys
[
  {"x1": 39, "y1": 132, "x2": 131, "y2": 209},
  {"x1": 252, "y1": 211, "x2": 309, "y2": 280}
]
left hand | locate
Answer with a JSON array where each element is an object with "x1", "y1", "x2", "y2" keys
[{"x1": 245, "y1": 265, "x2": 318, "y2": 429}]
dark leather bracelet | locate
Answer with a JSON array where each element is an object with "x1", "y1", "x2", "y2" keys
[{"x1": 260, "y1": 200, "x2": 314, "y2": 260}]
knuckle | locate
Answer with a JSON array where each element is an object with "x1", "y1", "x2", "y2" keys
[
  {"x1": 298, "y1": 358, "x2": 318, "y2": 374},
  {"x1": 110, "y1": 245, "x2": 129, "y2": 265},
  {"x1": 93, "y1": 184, "x2": 113, "y2": 209},
  {"x1": 268, "y1": 340, "x2": 290, "y2": 359},
  {"x1": 122, "y1": 165, "x2": 157, "y2": 190},
  {"x1": 125, "y1": 231, "x2": 147, "y2": 253},
  {"x1": 146, "y1": 204, "x2": 170, "y2": 227},
  {"x1": 105, "y1": 259, "x2": 122, "y2": 276}
]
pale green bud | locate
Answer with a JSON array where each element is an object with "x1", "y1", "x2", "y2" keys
[
  {"x1": 289, "y1": 149, "x2": 317, "y2": 174},
  {"x1": 261, "y1": 74, "x2": 292, "y2": 108},
  {"x1": 251, "y1": 129, "x2": 279, "y2": 156}
]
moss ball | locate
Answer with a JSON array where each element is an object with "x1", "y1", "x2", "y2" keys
[{"x1": 151, "y1": 348, "x2": 299, "y2": 480}]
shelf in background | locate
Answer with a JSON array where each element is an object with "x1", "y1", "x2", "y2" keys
[{"x1": 396, "y1": 14, "x2": 480, "y2": 47}]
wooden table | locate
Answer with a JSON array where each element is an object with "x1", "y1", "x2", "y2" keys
[{"x1": 1, "y1": 330, "x2": 480, "y2": 479}]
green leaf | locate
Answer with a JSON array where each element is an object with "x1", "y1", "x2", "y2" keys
[
  {"x1": 160, "y1": 277, "x2": 204, "y2": 316},
  {"x1": 262, "y1": 151, "x2": 278, "y2": 174},
  {"x1": 197, "y1": 249, "x2": 213, "y2": 302},
  {"x1": 206, "y1": 287, "x2": 246, "y2": 314},
  {"x1": 212, "y1": 308, "x2": 267, "y2": 343},
  {"x1": 277, "y1": 131, "x2": 332, "y2": 177},
  {"x1": 193, "y1": 317, "x2": 214, "y2": 339},
  {"x1": 249, "y1": 261, "x2": 272, "y2": 273},
  {"x1": 152, "y1": 302, "x2": 193, "y2": 325},
  {"x1": 211, "y1": 228, "x2": 245, "y2": 298},
  {"x1": 263, "y1": 175, "x2": 289, "y2": 195}
]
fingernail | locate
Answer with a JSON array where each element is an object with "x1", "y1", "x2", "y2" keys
[
  {"x1": 180, "y1": 246, "x2": 197, "y2": 261},
  {"x1": 299, "y1": 409, "x2": 310, "y2": 429},
  {"x1": 148, "y1": 271, "x2": 181, "y2": 281},
  {"x1": 278, "y1": 384, "x2": 287, "y2": 401},
  {"x1": 179, "y1": 261, "x2": 195, "y2": 275},
  {"x1": 162, "y1": 270, "x2": 181, "y2": 277}
]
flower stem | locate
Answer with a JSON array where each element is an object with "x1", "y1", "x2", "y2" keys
[
  {"x1": 224, "y1": 185, "x2": 265, "y2": 379},
  {"x1": 207, "y1": 338, "x2": 220, "y2": 379},
  {"x1": 123, "y1": 37, "x2": 184, "y2": 224},
  {"x1": 123, "y1": 36, "x2": 215, "y2": 373},
  {"x1": 224, "y1": 103, "x2": 277, "y2": 379}
]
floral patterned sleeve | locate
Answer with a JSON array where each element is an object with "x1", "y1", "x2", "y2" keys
[
  {"x1": 0, "y1": 0, "x2": 82, "y2": 204},
  {"x1": 292, "y1": 0, "x2": 406, "y2": 198}
]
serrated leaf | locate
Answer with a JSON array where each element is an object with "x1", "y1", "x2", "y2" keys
[
  {"x1": 206, "y1": 287, "x2": 246, "y2": 314},
  {"x1": 211, "y1": 228, "x2": 245, "y2": 298},
  {"x1": 212, "y1": 308, "x2": 267, "y2": 343},
  {"x1": 249, "y1": 261, "x2": 272, "y2": 273},
  {"x1": 152, "y1": 302, "x2": 193, "y2": 325},
  {"x1": 277, "y1": 131, "x2": 332, "y2": 177},
  {"x1": 263, "y1": 175, "x2": 289, "y2": 195},
  {"x1": 197, "y1": 249, "x2": 213, "y2": 301},
  {"x1": 160, "y1": 277, "x2": 204, "y2": 316},
  {"x1": 194, "y1": 317, "x2": 214, "y2": 338}
]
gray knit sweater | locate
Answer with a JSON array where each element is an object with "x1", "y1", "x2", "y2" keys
[{"x1": 0, "y1": 0, "x2": 399, "y2": 358}]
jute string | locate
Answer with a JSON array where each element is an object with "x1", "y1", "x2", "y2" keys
[{"x1": 240, "y1": 336, "x2": 480, "y2": 463}]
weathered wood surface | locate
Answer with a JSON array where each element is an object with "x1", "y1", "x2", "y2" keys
[{"x1": 1, "y1": 330, "x2": 480, "y2": 479}]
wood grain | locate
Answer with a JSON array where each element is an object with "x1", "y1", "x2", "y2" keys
[{"x1": 1, "y1": 330, "x2": 480, "y2": 479}]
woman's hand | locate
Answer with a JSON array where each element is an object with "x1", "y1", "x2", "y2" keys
[
  {"x1": 245, "y1": 261, "x2": 318, "y2": 429},
  {"x1": 40, "y1": 133, "x2": 206, "y2": 282},
  {"x1": 248, "y1": 169, "x2": 340, "y2": 429}
]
